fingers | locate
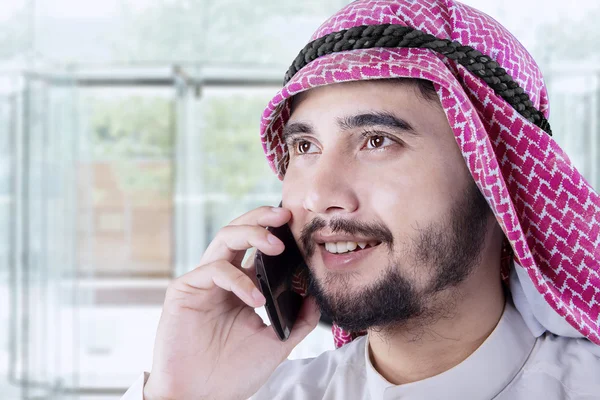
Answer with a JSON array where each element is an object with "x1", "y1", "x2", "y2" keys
[
  {"x1": 229, "y1": 205, "x2": 291, "y2": 227},
  {"x1": 169, "y1": 260, "x2": 266, "y2": 309},
  {"x1": 200, "y1": 206, "x2": 291, "y2": 266},
  {"x1": 168, "y1": 206, "x2": 295, "y2": 314},
  {"x1": 211, "y1": 262, "x2": 266, "y2": 308},
  {"x1": 199, "y1": 224, "x2": 283, "y2": 266}
]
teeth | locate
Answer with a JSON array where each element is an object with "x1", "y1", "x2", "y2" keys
[
  {"x1": 336, "y1": 242, "x2": 348, "y2": 253},
  {"x1": 324, "y1": 241, "x2": 377, "y2": 254},
  {"x1": 325, "y1": 242, "x2": 337, "y2": 253}
]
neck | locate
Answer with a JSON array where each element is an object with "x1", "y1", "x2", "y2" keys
[{"x1": 367, "y1": 263, "x2": 506, "y2": 385}]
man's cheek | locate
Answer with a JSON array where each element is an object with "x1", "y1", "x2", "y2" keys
[{"x1": 282, "y1": 175, "x2": 307, "y2": 213}]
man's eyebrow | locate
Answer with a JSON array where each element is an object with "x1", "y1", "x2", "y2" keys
[
  {"x1": 282, "y1": 121, "x2": 313, "y2": 140},
  {"x1": 281, "y1": 112, "x2": 417, "y2": 140},
  {"x1": 337, "y1": 112, "x2": 417, "y2": 135}
]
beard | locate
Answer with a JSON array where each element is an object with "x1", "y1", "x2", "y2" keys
[{"x1": 299, "y1": 180, "x2": 492, "y2": 334}]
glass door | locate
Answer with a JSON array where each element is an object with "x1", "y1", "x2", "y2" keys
[
  {"x1": 1, "y1": 71, "x2": 81, "y2": 399},
  {"x1": 0, "y1": 71, "x2": 23, "y2": 400},
  {"x1": 74, "y1": 81, "x2": 175, "y2": 392}
]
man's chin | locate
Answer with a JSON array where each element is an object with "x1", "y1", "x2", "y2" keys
[
  {"x1": 308, "y1": 261, "x2": 378, "y2": 282},
  {"x1": 306, "y1": 267, "x2": 429, "y2": 333},
  {"x1": 308, "y1": 271, "x2": 371, "y2": 299}
]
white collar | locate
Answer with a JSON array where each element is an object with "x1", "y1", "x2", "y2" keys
[{"x1": 364, "y1": 298, "x2": 537, "y2": 399}]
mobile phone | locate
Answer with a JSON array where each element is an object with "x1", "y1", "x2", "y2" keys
[{"x1": 254, "y1": 219, "x2": 306, "y2": 341}]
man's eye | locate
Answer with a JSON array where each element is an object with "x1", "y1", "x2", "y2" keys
[
  {"x1": 296, "y1": 140, "x2": 315, "y2": 154},
  {"x1": 366, "y1": 135, "x2": 393, "y2": 149}
]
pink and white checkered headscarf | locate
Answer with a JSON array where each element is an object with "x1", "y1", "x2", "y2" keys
[{"x1": 260, "y1": 0, "x2": 600, "y2": 348}]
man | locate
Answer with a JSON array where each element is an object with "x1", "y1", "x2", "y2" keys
[{"x1": 123, "y1": 0, "x2": 600, "y2": 399}]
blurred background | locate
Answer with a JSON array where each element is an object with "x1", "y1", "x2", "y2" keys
[{"x1": 0, "y1": 0, "x2": 599, "y2": 398}]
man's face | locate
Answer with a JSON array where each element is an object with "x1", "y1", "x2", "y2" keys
[{"x1": 281, "y1": 79, "x2": 498, "y2": 333}]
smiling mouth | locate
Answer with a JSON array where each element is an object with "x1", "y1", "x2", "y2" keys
[{"x1": 320, "y1": 241, "x2": 382, "y2": 254}]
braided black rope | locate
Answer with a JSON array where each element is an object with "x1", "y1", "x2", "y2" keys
[{"x1": 284, "y1": 24, "x2": 552, "y2": 136}]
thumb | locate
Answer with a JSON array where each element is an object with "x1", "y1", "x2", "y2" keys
[{"x1": 283, "y1": 296, "x2": 321, "y2": 350}]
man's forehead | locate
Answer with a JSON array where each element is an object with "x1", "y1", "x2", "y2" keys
[{"x1": 289, "y1": 78, "x2": 436, "y2": 118}]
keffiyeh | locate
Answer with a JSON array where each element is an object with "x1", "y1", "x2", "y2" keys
[{"x1": 259, "y1": 0, "x2": 600, "y2": 348}]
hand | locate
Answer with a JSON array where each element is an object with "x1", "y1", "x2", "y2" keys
[{"x1": 143, "y1": 206, "x2": 321, "y2": 400}]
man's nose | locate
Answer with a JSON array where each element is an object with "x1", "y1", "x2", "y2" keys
[{"x1": 302, "y1": 155, "x2": 359, "y2": 215}]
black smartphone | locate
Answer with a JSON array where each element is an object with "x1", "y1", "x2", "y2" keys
[{"x1": 254, "y1": 219, "x2": 306, "y2": 341}]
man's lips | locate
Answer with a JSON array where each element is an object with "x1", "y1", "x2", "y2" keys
[
  {"x1": 313, "y1": 233, "x2": 381, "y2": 244},
  {"x1": 316, "y1": 241, "x2": 382, "y2": 271},
  {"x1": 313, "y1": 233, "x2": 382, "y2": 255}
]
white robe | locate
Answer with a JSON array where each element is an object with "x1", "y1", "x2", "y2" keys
[{"x1": 121, "y1": 295, "x2": 600, "y2": 399}]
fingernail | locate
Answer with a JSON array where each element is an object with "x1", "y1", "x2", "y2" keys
[
  {"x1": 271, "y1": 207, "x2": 284, "y2": 212},
  {"x1": 267, "y1": 234, "x2": 280, "y2": 245},
  {"x1": 253, "y1": 288, "x2": 265, "y2": 304}
]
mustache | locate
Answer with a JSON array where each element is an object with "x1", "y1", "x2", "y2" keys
[{"x1": 299, "y1": 217, "x2": 394, "y2": 259}]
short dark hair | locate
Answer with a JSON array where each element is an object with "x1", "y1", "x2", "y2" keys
[{"x1": 414, "y1": 79, "x2": 438, "y2": 102}]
